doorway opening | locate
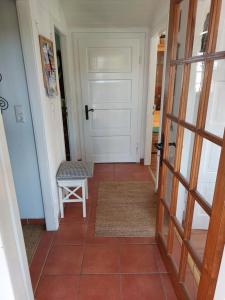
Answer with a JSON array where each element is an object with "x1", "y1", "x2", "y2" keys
[
  {"x1": 55, "y1": 29, "x2": 71, "y2": 161},
  {"x1": 149, "y1": 34, "x2": 166, "y2": 184}
]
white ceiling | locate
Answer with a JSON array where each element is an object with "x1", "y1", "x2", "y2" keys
[{"x1": 61, "y1": 0, "x2": 163, "y2": 28}]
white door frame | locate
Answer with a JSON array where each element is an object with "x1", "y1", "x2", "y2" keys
[
  {"x1": 144, "y1": 33, "x2": 160, "y2": 166},
  {"x1": 72, "y1": 31, "x2": 147, "y2": 163},
  {"x1": 144, "y1": 25, "x2": 168, "y2": 190},
  {"x1": 0, "y1": 113, "x2": 34, "y2": 300}
]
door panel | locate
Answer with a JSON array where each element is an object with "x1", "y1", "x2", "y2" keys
[
  {"x1": 88, "y1": 80, "x2": 132, "y2": 105},
  {"x1": 157, "y1": 1, "x2": 225, "y2": 299},
  {"x1": 87, "y1": 47, "x2": 132, "y2": 73},
  {"x1": 78, "y1": 38, "x2": 140, "y2": 162}
]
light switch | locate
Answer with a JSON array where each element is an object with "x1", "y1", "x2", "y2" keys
[{"x1": 14, "y1": 105, "x2": 25, "y2": 123}]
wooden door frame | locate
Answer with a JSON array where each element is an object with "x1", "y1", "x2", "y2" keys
[
  {"x1": 156, "y1": 0, "x2": 225, "y2": 299},
  {"x1": 72, "y1": 31, "x2": 147, "y2": 162}
]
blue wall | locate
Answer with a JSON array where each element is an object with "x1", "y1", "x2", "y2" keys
[{"x1": 0, "y1": 0, "x2": 44, "y2": 218}]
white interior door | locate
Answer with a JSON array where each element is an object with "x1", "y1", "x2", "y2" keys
[{"x1": 78, "y1": 38, "x2": 141, "y2": 163}]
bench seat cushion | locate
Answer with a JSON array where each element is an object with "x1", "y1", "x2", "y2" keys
[{"x1": 57, "y1": 161, "x2": 94, "y2": 180}]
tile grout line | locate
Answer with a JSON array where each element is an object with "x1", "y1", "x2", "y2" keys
[{"x1": 33, "y1": 232, "x2": 55, "y2": 295}]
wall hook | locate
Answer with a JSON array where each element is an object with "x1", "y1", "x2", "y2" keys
[{"x1": 0, "y1": 97, "x2": 9, "y2": 111}]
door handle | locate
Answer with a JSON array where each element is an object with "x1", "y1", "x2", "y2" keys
[
  {"x1": 154, "y1": 142, "x2": 176, "y2": 151},
  {"x1": 154, "y1": 142, "x2": 163, "y2": 151},
  {"x1": 168, "y1": 142, "x2": 176, "y2": 147},
  {"x1": 85, "y1": 105, "x2": 94, "y2": 120}
]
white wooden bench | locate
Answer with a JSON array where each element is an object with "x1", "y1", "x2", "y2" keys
[{"x1": 56, "y1": 161, "x2": 94, "y2": 218}]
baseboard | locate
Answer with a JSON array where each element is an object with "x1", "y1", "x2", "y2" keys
[{"x1": 21, "y1": 218, "x2": 45, "y2": 225}]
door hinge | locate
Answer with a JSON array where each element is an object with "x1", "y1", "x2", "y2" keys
[{"x1": 136, "y1": 143, "x2": 139, "y2": 155}]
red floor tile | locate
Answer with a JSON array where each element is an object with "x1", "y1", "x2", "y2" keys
[
  {"x1": 31, "y1": 163, "x2": 178, "y2": 299},
  {"x1": 121, "y1": 274, "x2": 165, "y2": 300},
  {"x1": 160, "y1": 274, "x2": 178, "y2": 299},
  {"x1": 82, "y1": 244, "x2": 120, "y2": 274},
  {"x1": 30, "y1": 232, "x2": 54, "y2": 292},
  {"x1": 53, "y1": 222, "x2": 87, "y2": 245},
  {"x1": 155, "y1": 247, "x2": 168, "y2": 273},
  {"x1": 120, "y1": 244, "x2": 159, "y2": 273},
  {"x1": 43, "y1": 245, "x2": 83, "y2": 275},
  {"x1": 78, "y1": 275, "x2": 120, "y2": 300},
  {"x1": 35, "y1": 275, "x2": 79, "y2": 300},
  {"x1": 61, "y1": 203, "x2": 91, "y2": 224}
]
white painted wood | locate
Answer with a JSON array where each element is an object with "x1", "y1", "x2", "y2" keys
[
  {"x1": 144, "y1": 34, "x2": 159, "y2": 165},
  {"x1": 58, "y1": 179, "x2": 87, "y2": 218},
  {"x1": 214, "y1": 246, "x2": 225, "y2": 300},
  {"x1": 0, "y1": 113, "x2": 34, "y2": 299},
  {"x1": 70, "y1": 30, "x2": 148, "y2": 161},
  {"x1": 77, "y1": 36, "x2": 142, "y2": 162},
  {"x1": 144, "y1": 25, "x2": 168, "y2": 192}
]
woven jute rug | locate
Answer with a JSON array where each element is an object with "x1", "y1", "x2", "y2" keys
[
  {"x1": 22, "y1": 224, "x2": 44, "y2": 265},
  {"x1": 95, "y1": 181, "x2": 157, "y2": 237}
]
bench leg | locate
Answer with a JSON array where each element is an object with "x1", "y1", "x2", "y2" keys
[
  {"x1": 82, "y1": 181, "x2": 87, "y2": 218},
  {"x1": 58, "y1": 186, "x2": 64, "y2": 218},
  {"x1": 85, "y1": 178, "x2": 88, "y2": 199}
]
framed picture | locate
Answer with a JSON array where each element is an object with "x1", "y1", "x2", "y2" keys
[{"x1": 39, "y1": 35, "x2": 58, "y2": 97}]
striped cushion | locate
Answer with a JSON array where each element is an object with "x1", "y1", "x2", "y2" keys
[{"x1": 56, "y1": 161, "x2": 94, "y2": 180}]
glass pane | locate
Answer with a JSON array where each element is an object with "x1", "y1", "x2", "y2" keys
[
  {"x1": 171, "y1": 227, "x2": 182, "y2": 271},
  {"x1": 184, "y1": 254, "x2": 200, "y2": 299},
  {"x1": 176, "y1": 183, "x2": 188, "y2": 228},
  {"x1": 162, "y1": 207, "x2": 170, "y2": 244},
  {"x1": 172, "y1": 65, "x2": 183, "y2": 116},
  {"x1": 164, "y1": 167, "x2": 174, "y2": 208},
  {"x1": 180, "y1": 129, "x2": 195, "y2": 181},
  {"x1": 190, "y1": 201, "x2": 209, "y2": 262},
  {"x1": 176, "y1": 0, "x2": 190, "y2": 59},
  {"x1": 216, "y1": 0, "x2": 225, "y2": 52},
  {"x1": 205, "y1": 59, "x2": 225, "y2": 138},
  {"x1": 197, "y1": 139, "x2": 221, "y2": 206},
  {"x1": 167, "y1": 122, "x2": 177, "y2": 166},
  {"x1": 185, "y1": 62, "x2": 205, "y2": 124},
  {"x1": 192, "y1": 0, "x2": 211, "y2": 56}
]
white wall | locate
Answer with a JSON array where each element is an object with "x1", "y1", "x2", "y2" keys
[
  {"x1": 29, "y1": 0, "x2": 66, "y2": 225},
  {"x1": 0, "y1": 0, "x2": 43, "y2": 219},
  {"x1": 214, "y1": 246, "x2": 225, "y2": 300},
  {"x1": 30, "y1": 0, "x2": 66, "y2": 179}
]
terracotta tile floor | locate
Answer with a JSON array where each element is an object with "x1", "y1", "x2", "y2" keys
[{"x1": 31, "y1": 163, "x2": 177, "y2": 300}]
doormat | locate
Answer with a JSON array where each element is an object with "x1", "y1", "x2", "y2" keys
[
  {"x1": 22, "y1": 224, "x2": 44, "y2": 265},
  {"x1": 95, "y1": 181, "x2": 157, "y2": 237}
]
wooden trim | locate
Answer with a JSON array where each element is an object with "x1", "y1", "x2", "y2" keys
[
  {"x1": 157, "y1": 234, "x2": 189, "y2": 300},
  {"x1": 198, "y1": 132, "x2": 225, "y2": 299},
  {"x1": 166, "y1": 115, "x2": 223, "y2": 146},
  {"x1": 171, "y1": 51, "x2": 225, "y2": 64}
]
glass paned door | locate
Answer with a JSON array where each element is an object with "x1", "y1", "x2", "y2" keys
[{"x1": 156, "y1": 1, "x2": 225, "y2": 299}]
